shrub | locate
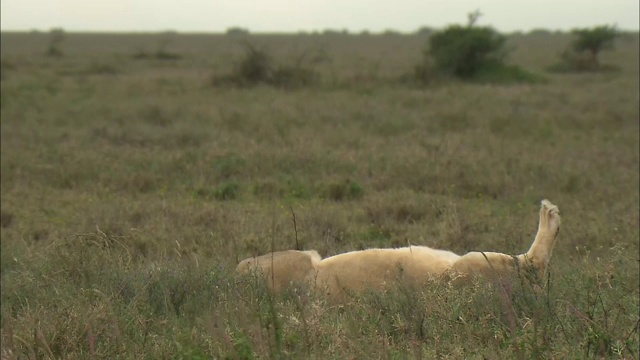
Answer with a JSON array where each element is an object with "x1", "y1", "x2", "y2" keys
[
  {"x1": 322, "y1": 29, "x2": 349, "y2": 36},
  {"x1": 46, "y1": 28, "x2": 65, "y2": 57},
  {"x1": 212, "y1": 43, "x2": 320, "y2": 89},
  {"x1": 130, "y1": 33, "x2": 182, "y2": 61},
  {"x1": 415, "y1": 26, "x2": 435, "y2": 36},
  {"x1": 550, "y1": 25, "x2": 619, "y2": 72},
  {"x1": 420, "y1": 14, "x2": 541, "y2": 83},
  {"x1": 428, "y1": 25, "x2": 507, "y2": 78},
  {"x1": 235, "y1": 44, "x2": 272, "y2": 85},
  {"x1": 571, "y1": 25, "x2": 618, "y2": 67},
  {"x1": 226, "y1": 27, "x2": 250, "y2": 36},
  {"x1": 209, "y1": 44, "x2": 273, "y2": 87}
]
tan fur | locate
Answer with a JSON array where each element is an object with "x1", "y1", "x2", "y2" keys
[
  {"x1": 314, "y1": 247, "x2": 459, "y2": 302},
  {"x1": 236, "y1": 200, "x2": 560, "y2": 302},
  {"x1": 236, "y1": 250, "x2": 321, "y2": 292},
  {"x1": 450, "y1": 199, "x2": 561, "y2": 283}
]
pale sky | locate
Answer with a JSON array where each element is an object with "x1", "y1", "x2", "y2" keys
[{"x1": 1, "y1": 0, "x2": 638, "y2": 33}]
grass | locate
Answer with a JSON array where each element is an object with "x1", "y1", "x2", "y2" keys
[{"x1": 1, "y1": 30, "x2": 639, "y2": 358}]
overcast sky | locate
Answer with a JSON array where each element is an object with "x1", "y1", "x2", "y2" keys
[{"x1": 1, "y1": 0, "x2": 638, "y2": 33}]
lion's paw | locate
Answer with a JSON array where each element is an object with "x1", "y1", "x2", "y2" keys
[{"x1": 540, "y1": 199, "x2": 560, "y2": 231}]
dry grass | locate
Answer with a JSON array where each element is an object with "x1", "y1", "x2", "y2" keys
[{"x1": 1, "y1": 31, "x2": 639, "y2": 358}]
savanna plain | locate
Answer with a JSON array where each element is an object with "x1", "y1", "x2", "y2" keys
[{"x1": 1, "y1": 31, "x2": 639, "y2": 359}]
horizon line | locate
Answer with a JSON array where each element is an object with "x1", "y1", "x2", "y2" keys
[{"x1": 1, "y1": 26, "x2": 638, "y2": 35}]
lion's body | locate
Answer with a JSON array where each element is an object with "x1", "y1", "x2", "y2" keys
[
  {"x1": 236, "y1": 200, "x2": 560, "y2": 302},
  {"x1": 236, "y1": 250, "x2": 321, "y2": 292},
  {"x1": 314, "y1": 247, "x2": 459, "y2": 301}
]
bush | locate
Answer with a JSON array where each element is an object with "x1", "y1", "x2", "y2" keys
[
  {"x1": 235, "y1": 44, "x2": 272, "y2": 85},
  {"x1": 130, "y1": 32, "x2": 182, "y2": 61},
  {"x1": 550, "y1": 25, "x2": 618, "y2": 72},
  {"x1": 212, "y1": 43, "x2": 320, "y2": 89},
  {"x1": 418, "y1": 15, "x2": 542, "y2": 84},
  {"x1": 226, "y1": 27, "x2": 250, "y2": 36},
  {"x1": 415, "y1": 26, "x2": 435, "y2": 36},
  {"x1": 572, "y1": 25, "x2": 618, "y2": 64},
  {"x1": 46, "y1": 28, "x2": 65, "y2": 57},
  {"x1": 428, "y1": 25, "x2": 507, "y2": 78}
]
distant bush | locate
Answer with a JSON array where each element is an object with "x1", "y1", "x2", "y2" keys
[
  {"x1": 226, "y1": 27, "x2": 250, "y2": 36},
  {"x1": 131, "y1": 32, "x2": 182, "y2": 61},
  {"x1": 548, "y1": 25, "x2": 619, "y2": 73},
  {"x1": 429, "y1": 25, "x2": 507, "y2": 78},
  {"x1": 382, "y1": 29, "x2": 402, "y2": 36},
  {"x1": 416, "y1": 11, "x2": 541, "y2": 84},
  {"x1": 572, "y1": 25, "x2": 618, "y2": 63},
  {"x1": 528, "y1": 28, "x2": 554, "y2": 36},
  {"x1": 46, "y1": 28, "x2": 65, "y2": 57},
  {"x1": 322, "y1": 29, "x2": 349, "y2": 36},
  {"x1": 212, "y1": 43, "x2": 321, "y2": 89},
  {"x1": 236, "y1": 45, "x2": 272, "y2": 84},
  {"x1": 415, "y1": 26, "x2": 435, "y2": 36}
]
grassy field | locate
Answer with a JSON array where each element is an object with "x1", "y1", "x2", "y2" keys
[{"x1": 1, "y1": 31, "x2": 639, "y2": 359}]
